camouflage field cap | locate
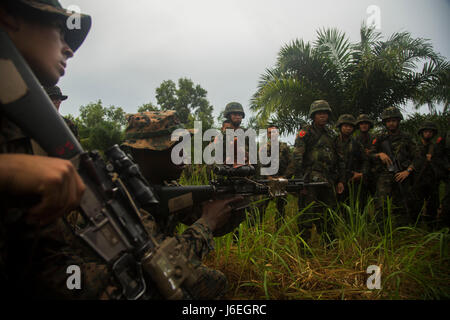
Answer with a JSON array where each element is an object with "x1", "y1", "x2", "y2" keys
[
  {"x1": 381, "y1": 107, "x2": 404, "y2": 121},
  {"x1": 355, "y1": 114, "x2": 374, "y2": 128},
  {"x1": 224, "y1": 102, "x2": 245, "y2": 119},
  {"x1": 122, "y1": 111, "x2": 192, "y2": 151},
  {"x1": 15, "y1": 0, "x2": 92, "y2": 52},
  {"x1": 417, "y1": 121, "x2": 438, "y2": 135},
  {"x1": 44, "y1": 85, "x2": 67, "y2": 100},
  {"x1": 336, "y1": 114, "x2": 356, "y2": 127},
  {"x1": 309, "y1": 100, "x2": 332, "y2": 118}
]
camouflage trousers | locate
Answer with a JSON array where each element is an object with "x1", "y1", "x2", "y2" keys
[
  {"x1": 188, "y1": 264, "x2": 228, "y2": 300},
  {"x1": 375, "y1": 172, "x2": 415, "y2": 225},
  {"x1": 412, "y1": 179, "x2": 440, "y2": 226},
  {"x1": 297, "y1": 185, "x2": 336, "y2": 240}
]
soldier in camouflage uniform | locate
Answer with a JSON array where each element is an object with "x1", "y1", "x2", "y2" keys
[
  {"x1": 369, "y1": 107, "x2": 417, "y2": 225},
  {"x1": 412, "y1": 122, "x2": 447, "y2": 227},
  {"x1": 256, "y1": 121, "x2": 292, "y2": 227},
  {"x1": 224, "y1": 102, "x2": 245, "y2": 130},
  {"x1": 335, "y1": 114, "x2": 369, "y2": 203},
  {"x1": 122, "y1": 110, "x2": 247, "y2": 299},
  {"x1": 0, "y1": 0, "x2": 238, "y2": 300},
  {"x1": 44, "y1": 85, "x2": 80, "y2": 140},
  {"x1": 293, "y1": 100, "x2": 345, "y2": 239},
  {"x1": 355, "y1": 114, "x2": 377, "y2": 197}
]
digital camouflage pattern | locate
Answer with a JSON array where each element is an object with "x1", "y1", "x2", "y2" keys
[
  {"x1": 381, "y1": 106, "x2": 404, "y2": 121},
  {"x1": 293, "y1": 122, "x2": 345, "y2": 239},
  {"x1": 308, "y1": 100, "x2": 332, "y2": 118},
  {"x1": 122, "y1": 110, "x2": 190, "y2": 151},
  {"x1": 224, "y1": 102, "x2": 245, "y2": 119},
  {"x1": 355, "y1": 114, "x2": 374, "y2": 129},
  {"x1": 369, "y1": 121, "x2": 417, "y2": 223}
]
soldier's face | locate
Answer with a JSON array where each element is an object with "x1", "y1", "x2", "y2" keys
[
  {"x1": 3, "y1": 15, "x2": 74, "y2": 86},
  {"x1": 230, "y1": 113, "x2": 243, "y2": 127},
  {"x1": 341, "y1": 124, "x2": 354, "y2": 137},
  {"x1": 359, "y1": 123, "x2": 370, "y2": 133},
  {"x1": 313, "y1": 111, "x2": 329, "y2": 126},
  {"x1": 422, "y1": 130, "x2": 434, "y2": 141},
  {"x1": 385, "y1": 118, "x2": 400, "y2": 132}
]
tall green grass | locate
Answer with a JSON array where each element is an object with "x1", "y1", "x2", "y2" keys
[{"x1": 180, "y1": 166, "x2": 450, "y2": 299}]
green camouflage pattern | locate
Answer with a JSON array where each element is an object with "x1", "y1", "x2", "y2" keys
[
  {"x1": 336, "y1": 114, "x2": 356, "y2": 128},
  {"x1": 355, "y1": 114, "x2": 374, "y2": 128},
  {"x1": 293, "y1": 124, "x2": 344, "y2": 184},
  {"x1": 15, "y1": 0, "x2": 92, "y2": 52},
  {"x1": 44, "y1": 85, "x2": 67, "y2": 100},
  {"x1": 381, "y1": 107, "x2": 404, "y2": 121},
  {"x1": 417, "y1": 121, "x2": 438, "y2": 135},
  {"x1": 369, "y1": 129, "x2": 417, "y2": 221},
  {"x1": 412, "y1": 133, "x2": 447, "y2": 222},
  {"x1": 335, "y1": 135, "x2": 369, "y2": 183},
  {"x1": 308, "y1": 100, "x2": 332, "y2": 118},
  {"x1": 224, "y1": 102, "x2": 245, "y2": 119},
  {"x1": 122, "y1": 110, "x2": 191, "y2": 151}
]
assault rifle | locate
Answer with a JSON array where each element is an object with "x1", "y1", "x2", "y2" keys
[
  {"x1": 0, "y1": 28, "x2": 200, "y2": 300},
  {"x1": 380, "y1": 139, "x2": 412, "y2": 216},
  {"x1": 152, "y1": 165, "x2": 329, "y2": 217}
]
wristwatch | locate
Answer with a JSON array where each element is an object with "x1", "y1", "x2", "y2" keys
[{"x1": 407, "y1": 167, "x2": 413, "y2": 173}]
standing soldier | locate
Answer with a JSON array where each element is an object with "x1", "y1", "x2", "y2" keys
[
  {"x1": 44, "y1": 85, "x2": 80, "y2": 140},
  {"x1": 355, "y1": 114, "x2": 377, "y2": 197},
  {"x1": 257, "y1": 121, "x2": 292, "y2": 227},
  {"x1": 413, "y1": 121, "x2": 447, "y2": 227},
  {"x1": 224, "y1": 102, "x2": 245, "y2": 130},
  {"x1": 369, "y1": 107, "x2": 417, "y2": 225},
  {"x1": 335, "y1": 114, "x2": 369, "y2": 202},
  {"x1": 293, "y1": 100, "x2": 345, "y2": 239}
]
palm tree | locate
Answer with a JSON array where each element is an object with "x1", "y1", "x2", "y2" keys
[{"x1": 251, "y1": 25, "x2": 449, "y2": 135}]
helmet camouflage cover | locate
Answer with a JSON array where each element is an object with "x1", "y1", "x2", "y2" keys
[
  {"x1": 122, "y1": 110, "x2": 191, "y2": 151},
  {"x1": 355, "y1": 114, "x2": 374, "y2": 128},
  {"x1": 417, "y1": 121, "x2": 438, "y2": 135},
  {"x1": 336, "y1": 114, "x2": 356, "y2": 127},
  {"x1": 44, "y1": 85, "x2": 68, "y2": 100},
  {"x1": 309, "y1": 100, "x2": 332, "y2": 118},
  {"x1": 381, "y1": 107, "x2": 404, "y2": 121},
  {"x1": 224, "y1": 102, "x2": 245, "y2": 119}
]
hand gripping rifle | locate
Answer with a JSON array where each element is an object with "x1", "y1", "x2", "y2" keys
[
  {"x1": 0, "y1": 29, "x2": 199, "y2": 300},
  {"x1": 152, "y1": 165, "x2": 329, "y2": 217},
  {"x1": 380, "y1": 139, "x2": 412, "y2": 216}
]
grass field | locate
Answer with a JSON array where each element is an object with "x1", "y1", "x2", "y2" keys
[{"x1": 179, "y1": 166, "x2": 450, "y2": 300}]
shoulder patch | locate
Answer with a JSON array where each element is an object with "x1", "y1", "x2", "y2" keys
[
  {"x1": 437, "y1": 137, "x2": 443, "y2": 144},
  {"x1": 372, "y1": 138, "x2": 377, "y2": 145},
  {"x1": 298, "y1": 130, "x2": 306, "y2": 138}
]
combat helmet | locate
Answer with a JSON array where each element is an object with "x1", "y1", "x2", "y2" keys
[
  {"x1": 381, "y1": 107, "x2": 404, "y2": 121},
  {"x1": 417, "y1": 121, "x2": 438, "y2": 136},
  {"x1": 13, "y1": 0, "x2": 92, "y2": 52},
  {"x1": 224, "y1": 102, "x2": 245, "y2": 119},
  {"x1": 336, "y1": 114, "x2": 356, "y2": 128},
  {"x1": 45, "y1": 85, "x2": 68, "y2": 101},
  {"x1": 122, "y1": 110, "x2": 193, "y2": 151},
  {"x1": 355, "y1": 114, "x2": 374, "y2": 129},
  {"x1": 309, "y1": 100, "x2": 332, "y2": 118}
]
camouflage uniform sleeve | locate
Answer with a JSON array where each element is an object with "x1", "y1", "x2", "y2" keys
[
  {"x1": 404, "y1": 134, "x2": 417, "y2": 170},
  {"x1": 335, "y1": 139, "x2": 346, "y2": 184},
  {"x1": 293, "y1": 132, "x2": 306, "y2": 177},
  {"x1": 358, "y1": 141, "x2": 370, "y2": 177},
  {"x1": 176, "y1": 217, "x2": 214, "y2": 261}
]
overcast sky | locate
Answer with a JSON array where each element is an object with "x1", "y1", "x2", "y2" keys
[{"x1": 58, "y1": 0, "x2": 450, "y2": 143}]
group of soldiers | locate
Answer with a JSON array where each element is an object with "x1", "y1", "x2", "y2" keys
[{"x1": 0, "y1": 0, "x2": 448, "y2": 301}]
